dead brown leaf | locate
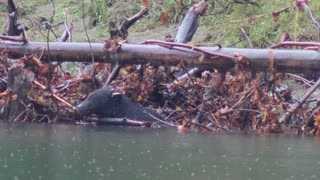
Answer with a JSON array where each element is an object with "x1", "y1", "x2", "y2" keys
[
  {"x1": 160, "y1": 12, "x2": 170, "y2": 25},
  {"x1": 141, "y1": 0, "x2": 151, "y2": 8},
  {"x1": 268, "y1": 49, "x2": 276, "y2": 74}
]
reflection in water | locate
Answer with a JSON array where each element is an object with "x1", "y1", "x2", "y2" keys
[{"x1": 0, "y1": 122, "x2": 319, "y2": 180}]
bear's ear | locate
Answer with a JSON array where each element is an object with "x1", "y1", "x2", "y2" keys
[{"x1": 111, "y1": 92, "x2": 122, "y2": 102}]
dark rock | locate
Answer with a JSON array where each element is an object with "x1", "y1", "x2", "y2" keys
[{"x1": 77, "y1": 86, "x2": 162, "y2": 122}]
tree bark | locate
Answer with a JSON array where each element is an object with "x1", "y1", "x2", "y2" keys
[
  {"x1": 174, "y1": 2, "x2": 207, "y2": 43},
  {"x1": 1, "y1": 41, "x2": 320, "y2": 74}
]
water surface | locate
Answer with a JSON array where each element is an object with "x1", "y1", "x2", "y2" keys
[{"x1": 0, "y1": 122, "x2": 319, "y2": 180}]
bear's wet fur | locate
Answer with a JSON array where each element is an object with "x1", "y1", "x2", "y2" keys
[{"x1": 77, "y1": 86, "x2": 162, "y2": 121}]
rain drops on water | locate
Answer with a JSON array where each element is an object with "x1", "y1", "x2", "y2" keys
[
  {"x1": 176, "y1": 162, "x2": 180, "y2": 166},
  {"x1": 88, "y1": 158, "x2": 96, "y2": 164},
  {"x1": 109, "y1": 166, "x2": 115, "y2": 172},
  {"x1": 64, "y1": 164, "x2": 73, "y2": 169}
]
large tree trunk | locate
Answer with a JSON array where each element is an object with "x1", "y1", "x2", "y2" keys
[{"x1": 1, "y1": 41, "x2": 320, "y2": 74}]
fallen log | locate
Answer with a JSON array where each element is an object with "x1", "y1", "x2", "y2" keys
[{"x1": 0, "y1": 41, "x2": 320, "y2": 74}]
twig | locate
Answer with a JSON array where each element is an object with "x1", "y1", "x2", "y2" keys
[
  {"x1": 55, "y1": 80, "x2": 78, "y2": 92},
  {"x1": 60, "y1": 10, "x2": 73, "y2": 42},
  {"x1": 52, "y1": 94, "x2": 74, "y2": 108},
  {"x1": 270, "y1": 41, "x2": 320, "y2": 49},
  {"x1": 218, "y1": 0, "x2": 259, "y2": 14},
  {"x1": 120, "y1": 8, "x2": 148, "y2": 37},
  {"x1": 85, "y1": 117, "x2": 151, "y2": 126},
  {"x1": 230, "y1": 6, "x2": 293, "y2": 23},
  {"x1": 301, "y1": 2, "x2": 320, "y2": 31},
  {"x1": 12, "y1": 109, "x2": 27, "y2": 122},
  {"x1": 221, "y1": 108, "x2": 262, "y2": 115},
  {"x1": 142, "y1": 40, "x2": 235, "y2": 60},
  {"x1": 0, "y1": 35, "x2": 23, "y2": 42},
  {"x1": 229, "y1": 87, "x2": 255, "y2": 110},
  {"x1": 241, "y1": 27, "x2": 253, "y2": 48},
  {"x1": 109, "y1": 8, "x2": 148, "y2": 39},
  {"x1": 145, "y1": 111, "x2": 177, "y2": 127},
  {"x1": 287, "y1": 73, "x2": 314, "y2": 87},
  {"x1": 279, "y1": 77, "x2": 320, "y2": 123},
  {"x1": 81, "y1": 0, "x2": 95, "y2": 65},
  {"x1": 36, "y1": 114, "x2": 50, "y2": 122},
  {"x1": 103, "y1": 62, "x2": 121, "y2": 88},
  {"x1": 23, "y1": 17, "x2": 49, "y2": 39},
  {"x1": 196, "y1": 107, "x2": 231, "y2": 132},
  {"x1": 32, "y1": 80, "x2": 75, "y2": 109},
  {"x1": 190, "y1": 121, "x2": 214, "y2": 132}
]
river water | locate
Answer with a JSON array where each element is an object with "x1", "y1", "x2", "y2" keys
[{"x1": 0, "y1": 122, "x2": 319, "y2": 180}]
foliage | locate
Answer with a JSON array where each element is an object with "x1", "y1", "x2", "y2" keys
[
  {"x1": 202, "y1": 0, "x2": 320, "y2": 47},
  {"x1": 82, "y1": 0, "x2": 320, "y2": 47},
  {"x1": 2, "y1": 0, "x2": 318, "y2": 45}
]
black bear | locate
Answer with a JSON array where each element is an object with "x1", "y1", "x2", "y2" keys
[{"x1": 77, "y1": 86, "x2": 162, "y2": 122}]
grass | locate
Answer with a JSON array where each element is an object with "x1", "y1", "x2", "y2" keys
[
  {"x1": 200, "y1": 0, "x2": 320, "y2": 47},
  {"x1": 0, "y1": 0, "x2": 319, "y2": 47},
  {"x1": 83, "y1": 0, "x2": 320, "y2": 47}
]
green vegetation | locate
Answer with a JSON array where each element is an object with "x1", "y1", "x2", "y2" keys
[
  {"x1": 0, "y1": 0, "x2": 320, "y2": 47},
  {"x1": 85, "y1": 0, "x2": 320, "y2": 47}
]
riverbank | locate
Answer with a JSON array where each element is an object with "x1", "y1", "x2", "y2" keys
[{"x1": 3, "y1": 1, "x2": 320, "y2": 44}]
